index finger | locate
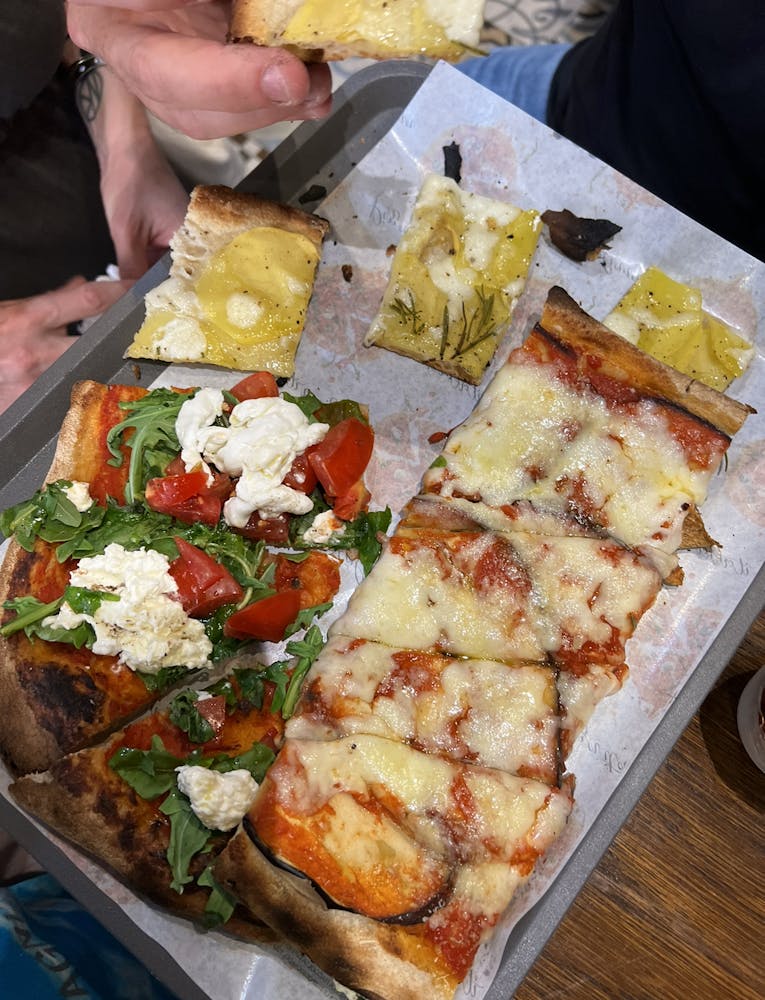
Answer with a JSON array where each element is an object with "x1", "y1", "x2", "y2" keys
[{"x1": 18, "y1": 279, "x2": 134, "y2": 331}]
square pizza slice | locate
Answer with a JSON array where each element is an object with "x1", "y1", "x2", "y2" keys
[
  {"x1": 125, "y1": 184, "x2": 329, "y2": 376},
  {"x1": 216, "y1": 733, "x2": 572, "y2": 1000},
  {"x1": 364, "y1": 174, "x2": 540, "y2": 384},
  {"x1": 286, "y1": 633, "x2": 562, "y2": 785},
  {"x1": 331, "y1": 522, "x2": 662, "y2": 670},
  {"x1": 422, "y1": 286, "x2": 753, "y2": 577}
]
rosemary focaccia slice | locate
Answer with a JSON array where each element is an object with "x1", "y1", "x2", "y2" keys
[
  {"x1": 364, "y1": 173, "x2": 541, "y2": 384},
  {"x1": 125, "y1": 185, "x2": 329, "y2": 376}
]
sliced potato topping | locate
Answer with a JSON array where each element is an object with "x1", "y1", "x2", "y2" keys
[{"x1": 604, "y1": 266, "x2": 753, "y2": 390}]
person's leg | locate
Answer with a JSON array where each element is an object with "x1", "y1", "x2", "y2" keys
[{"x1": 457, "y1": 43, "x2": 571, "y2": 123}]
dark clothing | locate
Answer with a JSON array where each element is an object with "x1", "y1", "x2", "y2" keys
[
  {"x1": 0, "y1": 0, "x2": 115, "y2": 298},
  {"x1": 547, "y1": 0, "x2": 765, "y2": 262}
]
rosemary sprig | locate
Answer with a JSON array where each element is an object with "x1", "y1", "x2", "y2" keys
[
  {"x1": 392, "y1": 286, "x2": 500, "y2": 361},
  {"x1": 446, "y1": 287, "x2": 499, "y2": 360},
  {"x1": 390, "y1": 292, "x2": 426, "y2": 340}
]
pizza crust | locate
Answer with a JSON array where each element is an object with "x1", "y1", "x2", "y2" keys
[
  {"x1": 11, "y1": 754, "x2": 277, "y2": 943},
  {"x1": 169, "y1": 185, "x2": 328, "y2": 281},
  {"x1": 540, "y1": 286, "x2": 754, "y2": 437},
  {"x1": 216, "y1": 825, "x2": 459, "y2": 1000}
]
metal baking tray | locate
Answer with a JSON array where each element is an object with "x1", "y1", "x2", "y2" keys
[{"x1": 1, "y1": 57, "x2": 763, "y2": 1000}]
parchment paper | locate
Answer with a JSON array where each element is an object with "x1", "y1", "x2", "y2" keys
[{"x1": 2, "y1": 62, "x2": 763, "y2": 1000}]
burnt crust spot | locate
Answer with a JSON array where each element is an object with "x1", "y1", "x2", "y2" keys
[{"x1": 18, "y1": 660, "x2": 100, "y2": 749}]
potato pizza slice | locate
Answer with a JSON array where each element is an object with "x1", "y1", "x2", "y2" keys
[{"x1": 125, "y1": 185, "x2": 329, "y2": 376}]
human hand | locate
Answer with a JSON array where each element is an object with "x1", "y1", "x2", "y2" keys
[
  {"x1": 67, "y1": 1, "x2": 333, "y2": 140},
  {"x1": 0, "y1": 277, "x2": 133, "y2": 414},
  {"x1": 98, "y1": 120, "x2": 189, "y2": 280}
]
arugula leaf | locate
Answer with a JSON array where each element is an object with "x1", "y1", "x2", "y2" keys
[
  {"x1": 108, "y1": 735, "x2": 184, "y2": 799},
  {"x1": 105, "y1": 388, "x2": 194, "y2": 504},
  {"x1": 1, "y1": 595, "x2": 64, "y2": 638},
  {"x1": 233, "y1": 667, "x2": 266, "y2": 710},
  {"x1": 281, "y1": 390, "x2": 367, "y2": 428},
  {"x1": 264, "y1": 661, "x2": 290, "y2": 715},
  {"x1": 63, "y1": 586, "x2": 119, "y2": 616},
  {"x1": 289, "y1": 499, "x2": 391, "y2": 574},
  {"x1": 0, "y1": 591, "x2": 103, "y2": 649},
  {"x1": 168, "y1": 690, "x2": 215, "y2": 745},
  {"x1": 197, "y1": 865, "x2": 237, "y2": 928},
  {"x1": 281, "y1": 389, "x2": 323, "y2": 421},
  {"x1": 210, "y1": 741, "x2": 274, "y2": 781},
  {"x1": 312, "y1": 398, "x2": 368, "y2": 427},
  {"x1": 269, "y1": 624, "x2": 325, "y2": 719},
  {"x1": 0, "y1": 481, "x2": 106, "y2": 551},
  {"x1": 284, "y1": 600, "x2": 332, "y2": 638},
  {"x1": 160, "y1": 787, "x2": 214, "y2": 893},
  {"x1": 137, "y1": 665, "x2": 194, "y2": 694}
]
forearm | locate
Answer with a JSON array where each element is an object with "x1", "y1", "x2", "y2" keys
[{"x1": 63, "y1": 38, "x2": 156, "y2": 172}]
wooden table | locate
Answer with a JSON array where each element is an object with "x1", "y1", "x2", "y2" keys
[{"x1": 517, "y1": 608, "x2": 765, "y2": 1000}]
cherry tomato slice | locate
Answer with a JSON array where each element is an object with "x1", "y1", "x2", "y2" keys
[
  {"x1": 223, "y1": 589, "x2": 303, "y2": 643},
  {"x1": 332, "y1": 479, "x2": 371, "y2": 521},
  {"x1": 307, "y1": 417, "x2": 374, "y2": 498},
  {"x1": 145, "y1": 471, "x2": 222, "y2": 525},
  {"x1": 169, "y1": 537, "x2": 243, "y2": 617},
  {"x1": 196, "y1": 695, "x2": 228, "y2": 737},
  {"x1": 235, "y1": 512, "x2": 291, "y2": 546},
  {"x1": 230, "y1": 371, "x2": 280, "y2": 401},
  {"x1": 282, "y1": 452, "x2": 318, "y2": 495}
]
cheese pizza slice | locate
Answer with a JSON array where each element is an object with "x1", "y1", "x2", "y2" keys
[
  {"x1": 422, "y1": 286, "x2": 753, "y2": 576},
  {"x1": 287, "y1": 634, "x2": 562, "y2": 784},
  {"x1": 216, "y1": 734, "x2": 573, "y2": 1000},
  {"x1": 332, "y1": 522, "x2": 662, "y2": 668}
]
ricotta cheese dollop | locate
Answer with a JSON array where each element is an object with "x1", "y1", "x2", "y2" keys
[
  {"x1": 62, "y1": 480, "x2": 94, "y2": 512},
  {"x1": 176, "y1": 389, "x2": 329, "y2": 527},
  {"x1": 42, "y1": 543, "x2": 212, "y2": 674},
  {"x1": 175, "y1": 765, "x2": 259, "y2": 831}
]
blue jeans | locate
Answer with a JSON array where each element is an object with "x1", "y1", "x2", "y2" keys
[{"x1": 457, "y1": 43, "x2": 571, "y2": 124}]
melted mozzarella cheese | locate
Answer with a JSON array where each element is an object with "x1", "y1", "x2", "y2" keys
[
  {"x1": 287, "y1": 636, "x2": 560, "y2": 781},
  {"x1": 272, "y1": 735, "x2": 572, "y2": 862},
  {"x1": 331, "y1": 531, "x2": 544, "y2": 662},
  {"x1": 424, "y1": 361, "x2": 718, "y2": 557}
]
